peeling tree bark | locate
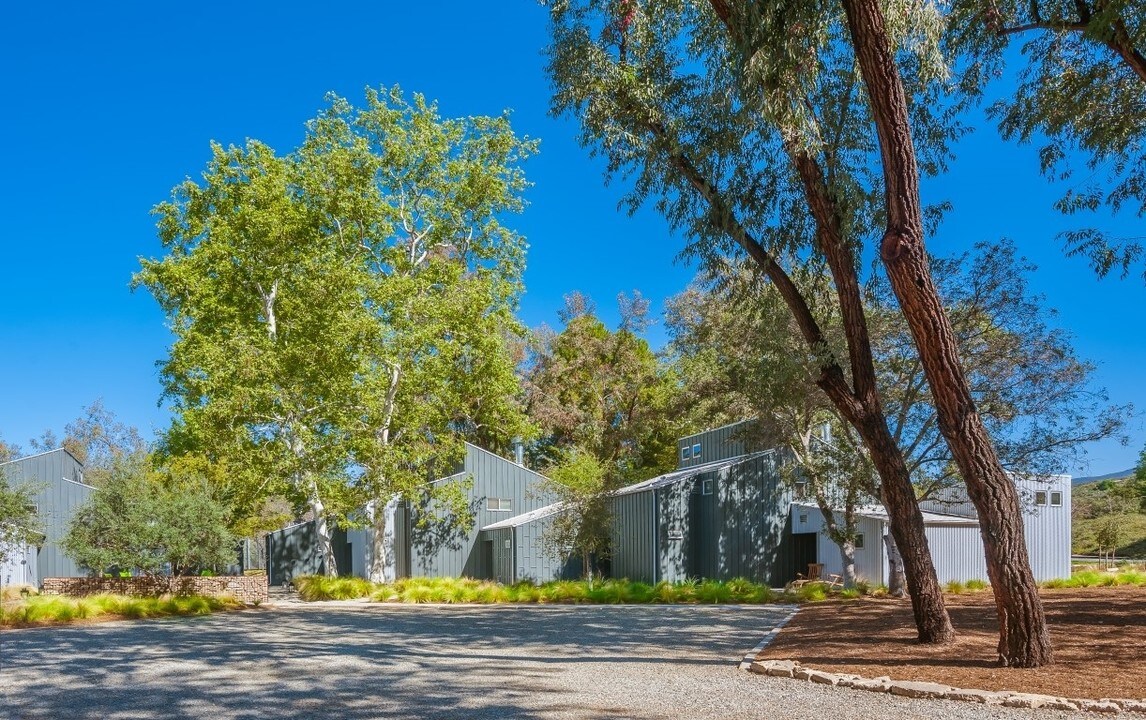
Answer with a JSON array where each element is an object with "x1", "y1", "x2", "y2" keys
[{"x1": 840, "y1": 0, "x2": 1052, "y2": 666}]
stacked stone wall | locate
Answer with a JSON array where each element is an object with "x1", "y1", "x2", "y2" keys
[{"x1": 40, "y1": 575, "x2": 268, "y2": 605}]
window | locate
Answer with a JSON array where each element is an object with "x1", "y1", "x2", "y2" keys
[
  {"x1": 701, "y1": 478, "x2": 714, "y2": 495},
  {"x1": 1050, "y1": 491, "x2": 1063, "y2": 507},
  {"x1": 681, "y1": 446, "x2": 692, "y2": 460},
  {"x1": 1035, "y1": 491, "x2": 1048, "y2": 506},
  {"x1": 854, "y1": 533, "x2": 865, "y2": 549},
  {"x1": 692, "y1": 443, "x2": 702, "y2": 459},
  {"x1": 487, "y1": 497, "x2": 513, "y2": 512},
  {"x1": 798, "y1": 513, "x2": 808, "y2": 524}
]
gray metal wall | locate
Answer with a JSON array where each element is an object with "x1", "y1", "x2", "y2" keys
[
  {"x1": 406, "y1": 444, "x2": 556, "y2": 578},
  {"x1": 265, "y1": 522, "x2": 350, "y2": 586},
  {"x1": 1, "y1": 449, "x2": 93, "y2": 581},
  {"x1": 610, "y1": 490, "x2": 657, "y2": 582},
  {"x1": 611, "y1": 452, "x2": 800, "y2": 585},
  {"x1": 676, "y1": 420, "x2": 766, "y2": 469},
  {"x1": 513, "y1": 513, "x2": 580, "y2": 583}
]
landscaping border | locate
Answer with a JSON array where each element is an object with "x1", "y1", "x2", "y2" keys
[
  {"x1": 743, "y1": 659, "x2": 1146, "y2": 714},
  {"x1": 737, "y1": 606, "x2": 799, "y2": 670}
]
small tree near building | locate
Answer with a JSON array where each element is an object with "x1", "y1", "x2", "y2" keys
[
  {"x1": 63, "y1": 455, "x2": 235, "y2": 576},
  {"x1": 542, "y1": 449, "x2": 613, "y2": 579},
  {"x1": 0, "y1": 473, "x2": 43, "y2": 566}
]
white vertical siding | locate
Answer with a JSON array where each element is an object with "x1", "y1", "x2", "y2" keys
[
  {"x1": 814, "y1": 515, "x2": 884, "y2": 584},
  {"x1": 923, "y1": 524, "x2": 988, "y2": 584}
]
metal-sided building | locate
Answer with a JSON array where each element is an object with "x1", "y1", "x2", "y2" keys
[
  {"x1": 0, "y1": 448, "x2": 94, "y2": 587},
  {"x1": 478, "y1": 504, "x2": 580, "y2": 584},
  {"x1": 266, "y1": 442, "x2": 557, "y2": 583},
  {"x1": 609, "y1": 449, "x2": 805, "y2": 585},
  {"x1": 789, "y1": 473, "x2": 1072, "y2": 585}
]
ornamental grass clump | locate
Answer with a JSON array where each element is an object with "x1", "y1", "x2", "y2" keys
[
  {"x1": 294, "y1": 575, "x2": 376, "y2": 601},
  {"x1": 0, "y1": 593, "x2": 239, "y2": 626}
]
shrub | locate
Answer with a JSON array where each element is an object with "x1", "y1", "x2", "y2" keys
[{"x1": 294, "y1": 575, "x2": 376, "y2": 601}]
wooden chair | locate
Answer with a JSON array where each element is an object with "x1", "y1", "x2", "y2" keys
[{"x1": 790, "y1": 562, "x2": 845, "y2": 590}]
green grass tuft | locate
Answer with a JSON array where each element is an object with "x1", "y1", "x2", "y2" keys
[{"x1": 1, "y1": 593, "x2": 240, "y2": 626}]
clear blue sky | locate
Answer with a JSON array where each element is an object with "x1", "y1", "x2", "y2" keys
[{"x1": 1, "y1": 2, "x2": 1141, "y2": 476}]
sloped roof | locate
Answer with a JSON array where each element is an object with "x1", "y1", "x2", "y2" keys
[
  {"x1": 613, "y1": 451, "x2": 775, "y2": 497},
  {"x1": 791, "y1": 501, "x2": 980, "y2": 526},
  {"x1": 481, "y1": 502, "x2": 567, "y2": 530}
]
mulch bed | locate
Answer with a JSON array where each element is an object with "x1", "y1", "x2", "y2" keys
[{"x1": 757, "y1": 587, "x2": 1146, "y2": 700}]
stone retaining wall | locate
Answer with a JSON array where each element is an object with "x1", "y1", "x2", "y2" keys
[{"x1": 41, "y1": 576, "x2": 268, "y2": 605}]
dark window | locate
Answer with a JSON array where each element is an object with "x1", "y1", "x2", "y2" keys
[
  {"x1": 855, "y1": 534, "x2": 865, "y2": 549},
  {"x1": 1035, "y1": 491, "x2": 1048, "y2": 506},
  {"x1": 692, "y1": 443, "x2": 702, "y2": 459},
  {"x1": 701, "y1": 478, "x2": 714, "y2": 495},
  {"x1": 1050, "y1": 491, "x2": 1063, "y2": 507},
  {"x1": 681, "y1": 446, "x2": 691, "y2": 460}
]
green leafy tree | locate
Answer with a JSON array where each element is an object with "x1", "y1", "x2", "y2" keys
[
  {"x1": 542, "y1": 449, "x2": 614, "y2": 578},
  {"x1": 962, "y1": 0, "x2": 1146, "y2": 280},
  {"x1": 0, "y1": 472, "x2": 43, "y2": 567},
  {"x1": 546, "y1": 0, "x2": 956, "y2": 644},
  {"x1": 62, "y1": 454, "x2": 235, "y2": 576},
  {"x1": 526, "y1": 292, "x2": 684, "y2": 483},
  {"x1": 669, "y1": 243, "x2": 1124, "y2": 588},
  {"x1": 294, "y1": 88, "x2": 536, "y2": 581},
  {"x1": 137, "y1": 87, "x2": 536, "y2": 579},
  {"x1": 0, "y1": 435, "x2": 21, "y2": 465}
]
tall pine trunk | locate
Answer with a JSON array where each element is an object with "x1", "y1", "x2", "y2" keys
[{"x1": 840, "y1": 0, "x2": 1052, "y2": 666}]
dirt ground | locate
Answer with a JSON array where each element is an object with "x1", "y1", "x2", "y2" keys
[{"x1": 758, "y1": 587, "x2": 1146, "y2": 700}]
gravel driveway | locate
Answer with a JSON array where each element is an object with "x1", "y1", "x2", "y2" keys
[{"x1": 0, "y1": 603, "x2": 1076, "y2": 719}]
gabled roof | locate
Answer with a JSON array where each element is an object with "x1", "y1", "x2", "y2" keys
[
  {"x1": 481, "y1": 502, "x2": 568, "y2": 531},
  {"x1": 613, "y1": 451, "x2": 775, "y2": 497},
  {"x1": 0, "y1": 446, "x2": 85, "y2": 468},
  {"x1": 791, "y1": 501, "x2": 980, "y2": 527}
]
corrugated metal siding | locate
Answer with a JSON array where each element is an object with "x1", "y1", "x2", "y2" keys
[
  {"x1": 923, "y1": 523, "x2": 987, "y2": 584},
  {"x1": 814, "y1": 515, "x2": 886, "y2": 585},
  {"x1": 407, "y1": 444, "x2": 556, "y2": 578},
  {"x1": 917, "y1": 474, "x2": 1072, "y2": 582},
  {"x1": 685, "y1": 453, "x2": 798, "y2": 584},
  {"x1": 512, "y1": 512, "x2": 579, "y2": 583},
  {"x1": 266, "y1": 522, "x2": 325, "y2": 586},
  {"x1": 614, "y1": 451, "x2": 798, "y2": 585},
  {"x1": 610, "y1": 491, "x2": 657, "y2": 582},
  {"x1": 677, "y1": 421, "x2": 759, "y2": 469},
  {"x1": 1, "y1": 449, "x2": 93, "y2": 580}
]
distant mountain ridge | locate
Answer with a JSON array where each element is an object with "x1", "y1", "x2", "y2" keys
[{"x1": 1073, "y1": 468, "x2": 1136, "y2": 486}]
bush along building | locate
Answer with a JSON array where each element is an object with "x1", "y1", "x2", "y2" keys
[
  {"x1": 0, "y1": 448, "x2": 94, "y2": 587},
  {"x1": 267, "y1": 420, "x2": 1073, "y2": 587}
]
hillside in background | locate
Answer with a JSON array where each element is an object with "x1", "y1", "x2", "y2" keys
[
  {"x1": 1072, "y1": 469, "x2": 1135, "y2": 486},
  {"x1": 1072, "y1": 476, "x2": 1146, "y2": 558}
]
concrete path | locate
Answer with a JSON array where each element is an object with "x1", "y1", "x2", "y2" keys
[{"x1": 0, "y1": 604, "x2": 1071, "y2": 719}]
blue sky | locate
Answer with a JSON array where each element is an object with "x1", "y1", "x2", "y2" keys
[{"x1": 1, "y1": 2, "x2": 1141, "y2": 476}]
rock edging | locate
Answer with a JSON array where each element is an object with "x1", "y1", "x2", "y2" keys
[{"x1": 745, "y1": 660, "x2": 1146, "y2": 714}]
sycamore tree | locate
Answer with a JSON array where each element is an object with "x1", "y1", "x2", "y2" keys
[
  {"x1": 295, "y1": 89, "x2": 536, "y2": 581},
  {"x1": 137, "y1": 138, "x2": 370, "y2": 576},
  {"x1": 138, "y1": 88, "x2": 535, "y2": 579}
]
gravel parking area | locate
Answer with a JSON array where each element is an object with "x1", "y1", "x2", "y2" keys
[{"x1": 0, "y1": 603, "x2": 1081, "y2": 719}]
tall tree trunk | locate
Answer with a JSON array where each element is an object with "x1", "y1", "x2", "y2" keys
[
  {"x1": 840, "y1": 0, "x2": 1052, "y2": 666},
  {"x1": 884, "y1": 528, "x2": 907, "y2": 597},
  {"x1": 308, "y1": 478, "x2": 338, "y2": 577},
  {"x1": 368, "y1": 498, "x2": 396, "y2": 583},
  {"x1": 655, "y1": 126, "x2": 953, "y2": 645}
]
